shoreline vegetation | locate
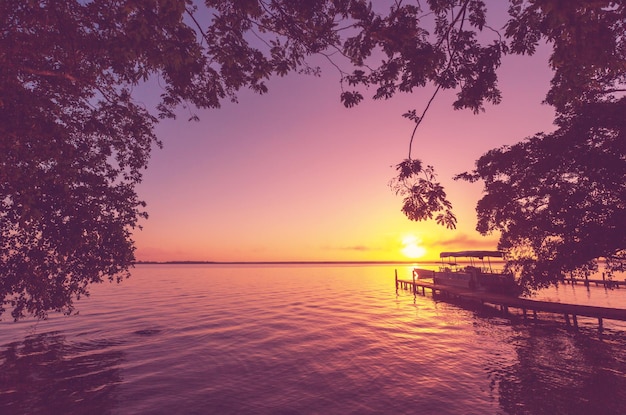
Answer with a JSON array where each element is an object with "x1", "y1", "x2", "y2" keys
[
  {"x1": 134, "y1": 260, "x2": 618, "y2": 267},
  {"x1": 133, "y1": 260, "x2": 436, "y2": 265}
]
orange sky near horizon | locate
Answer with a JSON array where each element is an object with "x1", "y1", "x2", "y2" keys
[{"x1": 131, "y1": 16, "x2": 556, "y2": 263}]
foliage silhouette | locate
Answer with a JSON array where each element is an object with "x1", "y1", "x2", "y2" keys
[
  {"x1": 1, "y1": 0, "x2": 625, "y2": 318},
  {"x1": 455, "y1": 0, "x2": 626, "y2": 288},
  {"x1": 390, "y1": 160, "x2": 456, "y2": 229},
  {"x1": 457, "y1": 98, "x2": 626, "y2": 290}
]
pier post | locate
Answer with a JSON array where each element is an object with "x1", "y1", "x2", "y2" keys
[
  {"x1": 572, "y1": 314, "x2": 578, "y2": 329},
  {"x1": 599, "y1": 317, "x2": 604, "y2": 333},
  {"x1": 564, "y1": 313, "x2": 571, "y2": 326},
  {"x1": 395, "y1": 269, "x2": 398, "y2": 291},
  {"x1": 412, "y1": 273, "x2": 416, "y2": 294}
]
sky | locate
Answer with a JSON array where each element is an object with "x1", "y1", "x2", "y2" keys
[{"x1": 131, "y1": 8, "x2": 557, "y2": 263}]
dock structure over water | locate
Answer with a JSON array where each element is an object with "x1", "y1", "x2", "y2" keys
[
  {"x1": 561, "y1": 276, "x2": 626, "y2": 288},
  {"x1": 395, "y1": 270, "x2": 626, "y2": 332}
]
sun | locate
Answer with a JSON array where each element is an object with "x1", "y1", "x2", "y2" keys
[{"x1": 401, "y1": 235, "x2": 426, "y2": 259}]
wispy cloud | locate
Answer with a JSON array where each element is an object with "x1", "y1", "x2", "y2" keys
[
  {"x1": 437, "y1": 234, "x2": 499, "y2": 250},
  {"x1": 338, "y1": 245, "x2": 373, "y2": 252}
]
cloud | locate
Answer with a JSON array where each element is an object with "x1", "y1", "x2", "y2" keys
[
  {"x1": 338, "y1": 245, "x2": 372, "y2": 252},
  {"x1": 322, "y1": 244, "x2": 386, "y2": 252},
  {"x1": 437, "y1": 234, "x2": 499, "y2": 250}
]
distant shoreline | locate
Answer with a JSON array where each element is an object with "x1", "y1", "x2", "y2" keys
[{"x1": 133, "y1": 260, "x2": 435, "y2": 265}]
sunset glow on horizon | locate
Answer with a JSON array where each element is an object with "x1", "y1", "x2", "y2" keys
[{"x1": 132, "y1": 39, "x2": 556, "y2": 263}]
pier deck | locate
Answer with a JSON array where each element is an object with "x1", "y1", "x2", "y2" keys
[{"x1": 396, "y1": 273, "x2": 626, "y2": 332}]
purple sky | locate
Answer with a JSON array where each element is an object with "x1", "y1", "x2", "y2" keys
[{"x1": 132, "y1": 8, "x2": 557, "y2": 262}]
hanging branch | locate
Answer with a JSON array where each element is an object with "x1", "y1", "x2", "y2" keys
[
  {"x1": 406, "y1": 84, "x2": 442, "y2": 159},
  {"x1": 389, "y1": 1, "x2": 477, "y2": 229}
]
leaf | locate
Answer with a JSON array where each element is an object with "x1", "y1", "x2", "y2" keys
[
  {"x1": 402, "y1": 109, "x2": 420, "y2": 123},
  {"x1": 390, "y1": 161, "x2": 457, "y2": 229},
  {"x1": 395, "y1": 158, "x2": 422, "y2": 180},
  {"x1": 340, "y1": 91, "x2": 364, "y2": 108}
]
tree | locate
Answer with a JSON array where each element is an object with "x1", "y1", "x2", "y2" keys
[
  {"x1": 0, "y1": 0, "x2": 304, "y2": 320},
  {"x1": 457, "y1": 0, "x2": 626, "y2": 290},
  {"x1": 457, "y1": 99, "x2": 626, "y2": 291},
  {"x1": 1, "y1": 0, "x2": 624, "y2": 319}
]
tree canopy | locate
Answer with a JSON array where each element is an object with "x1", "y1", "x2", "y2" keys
[
  {"x1": 457, "y1": 0, "x2": 626, "y2": 290},
  {"x1": 457, "y1": 98, "x2": 626, "y2": 291},
  {"x1": 1, "y1": 0, "x2": 625, "y2": 319}
]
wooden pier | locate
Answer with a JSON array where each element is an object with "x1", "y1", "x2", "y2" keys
[
  {"x1": 560, "y1": 276, "x2": 626, "y2": 288},
  {"x1": 395, "y1": 271, "x2": 626, "y2": 332}
]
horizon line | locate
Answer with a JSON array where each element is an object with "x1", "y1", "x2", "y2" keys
[{"x1": 133, "y1": 260, "x2": 439, "y2": 265}]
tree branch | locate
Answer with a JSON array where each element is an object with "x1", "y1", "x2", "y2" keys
[
  {"x1": 408, "y1": 84, "x2": 441, "y2": 159},
  {"x1": 20, "y1": 67, "x2": 78, "y2": 83}
]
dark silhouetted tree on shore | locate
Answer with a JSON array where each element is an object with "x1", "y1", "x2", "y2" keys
[
  {"x1": 457, "y1": 1, "x2": 626, "y2": 290},
  {"x1": 1, "y1": 0, "x2": 624, "y2": 319},
  {"x1": 457, "y1": 99, "x2": 626, "y2": 291}
]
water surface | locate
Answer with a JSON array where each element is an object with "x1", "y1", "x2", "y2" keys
[{"x1": 1, "y1": 264, "x2": 626, "y2": 414}]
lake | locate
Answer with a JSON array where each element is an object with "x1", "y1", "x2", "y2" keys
[{"x1": 1, "y1": 264, "x2": 626, "y2": 414}]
